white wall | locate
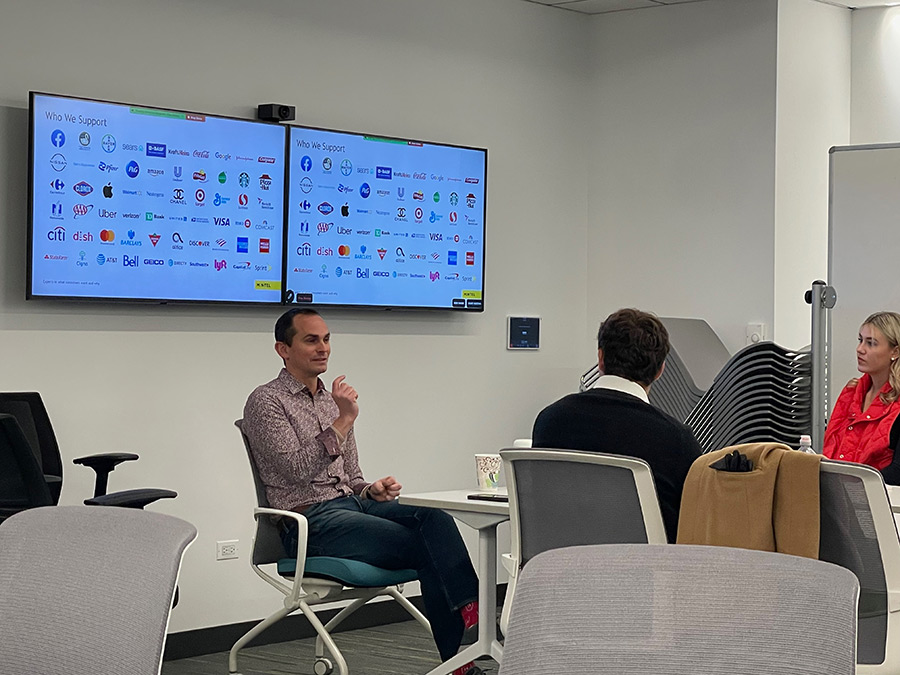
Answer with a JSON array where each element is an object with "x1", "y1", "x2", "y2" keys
[
  {"x1": 774, "y1": 0, "x2": 850, "y2": 350},
  {"x1": 587, "y1": 0, "x2": 779, "y2": 354},
  {"x1": 0, "y1": 0, "x2": 592, "y2": 632},
  {"x1": 851, "y1": 7, "x2": 900, "y2": 144}
]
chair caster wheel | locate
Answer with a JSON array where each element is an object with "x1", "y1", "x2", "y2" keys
[{"x1": 314, "y1": 657, "x2": 334, "y2": 675}]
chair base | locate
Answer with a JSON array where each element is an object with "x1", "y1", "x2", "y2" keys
[{"x1": 228, "y1": 582, "x2": 431, "y2": 675}]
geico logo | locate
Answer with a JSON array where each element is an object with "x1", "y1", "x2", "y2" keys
[
  {"x1": 189, "y1": 240, "x2": 210, "y2": 247},
  {"x1": 373, "y1": 271, "x2": 389, "y2": 277},
  {"x1": 142, "y1": 259, "x2": 165, "y2": 266}
]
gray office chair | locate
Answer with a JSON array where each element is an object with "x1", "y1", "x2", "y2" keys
[
  {"x1": 0, "y1": 505, "x2": 196, "y2": 674},
  {"x1": 498, "y1": 448, "x2": 667, "y2": 635},
  {"x1": 230, "y1": 420, "x2": 431, "y2": 675},
  {"x1": 499, "y1": 544, "x2": 859, "y2": 675},
  {"x1": 819, "y1": 459, "x2": 900, "y2": 674}
]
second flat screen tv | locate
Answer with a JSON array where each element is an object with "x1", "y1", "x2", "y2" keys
[
  {"x1": 286, "y1": 126, "x2": 486, "y2": 311},
  {"x1": 29, "y1": 92, "x2": 287, "y2": 304}
]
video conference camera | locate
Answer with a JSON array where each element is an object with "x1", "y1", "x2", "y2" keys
[{"x1": 257, "y1": 103, "x2": 296, "y2": 123}]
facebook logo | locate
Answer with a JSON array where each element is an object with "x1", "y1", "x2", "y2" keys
[
  {"x1": 51, "y1": 130, "x2": 65, "y2": 147},
  {"x1": 300, "y1": 155, "x2": 312, "y2": 172}
]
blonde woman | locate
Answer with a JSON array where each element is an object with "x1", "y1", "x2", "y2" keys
[{"x1": 824, "y1": 311, "x2": 900, "y2": 484}]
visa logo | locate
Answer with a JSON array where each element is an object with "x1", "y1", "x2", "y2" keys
[
  {"x1": 214, "y1": 217, "x2": 230, "y2": 226},
  {"x1": 429, "y1": 233, "x2": 443, "y2": 241}
]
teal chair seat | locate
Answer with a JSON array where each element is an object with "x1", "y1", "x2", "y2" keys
[{"x1": 278, "y1": 555, "x2": 418, "y2": 587}]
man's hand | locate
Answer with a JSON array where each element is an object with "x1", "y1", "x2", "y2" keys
[
  {"x1": 331, "y1": 376, "x2": 359, "y2": 439},
  {"x1": 369, "y1": 476, "x2": 402, "y2": 502}
]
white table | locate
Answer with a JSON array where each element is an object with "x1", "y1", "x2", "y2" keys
[{"x1": 399, "y1": 489, "x2": 509, "y2": 675}]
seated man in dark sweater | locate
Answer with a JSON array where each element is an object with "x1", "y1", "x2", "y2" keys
[{"x1": 532, "y1": 308, "x2": 702, "y2": 542}]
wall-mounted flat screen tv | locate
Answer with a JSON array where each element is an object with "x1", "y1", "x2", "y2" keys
[
  {"x1": 285, "y1": 126, "x2": 486, "y2": 311},
  {"x1": 28, "y1": 92, "x2": 287, "y2": 303}
]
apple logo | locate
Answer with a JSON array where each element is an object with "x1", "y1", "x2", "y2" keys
[
  {"x1": 103, "y1": 183, "x2": 113, "y2": 198},
  {"x1": 341, "y1": 203, "x2": 349, "y2": 217}
]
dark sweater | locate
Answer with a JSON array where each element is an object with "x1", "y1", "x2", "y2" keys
[{"x1": 532, "y1": 388, "x2": 702, "y2": 542}]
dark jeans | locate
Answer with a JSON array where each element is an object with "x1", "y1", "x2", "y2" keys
[{"x1": 281, "y1": 495, "x2": 478, "y2": 660}]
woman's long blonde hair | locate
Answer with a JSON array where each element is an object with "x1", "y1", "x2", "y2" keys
[{"x1": 863, "y1": 311, "x2": 900, "y2": 404}]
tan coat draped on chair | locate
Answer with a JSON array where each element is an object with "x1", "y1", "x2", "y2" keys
[{"x1": 676, "y1": 442, "x2": 821, "y2": 559}]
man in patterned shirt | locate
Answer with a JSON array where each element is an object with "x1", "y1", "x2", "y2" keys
[{"x1": 243, "y1": 308, "x2": 481, "y2": 675}]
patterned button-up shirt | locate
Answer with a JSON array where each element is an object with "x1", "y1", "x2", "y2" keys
[{"x1": 242, "y1": 368, "x2": 368, "y2": 511}]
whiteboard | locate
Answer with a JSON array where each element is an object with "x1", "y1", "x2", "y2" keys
[{"x1": 828, "y1": 144, "x2": 900, "y2": 407}]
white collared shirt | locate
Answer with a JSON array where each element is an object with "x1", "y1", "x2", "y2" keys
[{"x1": 591, "y1": 374, "x2": 650, "y2": 404}]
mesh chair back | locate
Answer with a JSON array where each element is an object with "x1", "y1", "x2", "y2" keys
[
  {"x1": 0, "y1": 415, "x2": 53, "y2": 520},
  {"x1": 0, "y1": 392, "x2": 63, "y2": 482},
  {"x1": 502, "y1": 449, "x2": 666, "y2": 568},
  {"x1": 0, "y1": 505, "x2": 196, "y2": 675},
  {"x1": 499, "y1": 544, "x2": 859, "y2": 675},
  {"x1": 819, "y1": 459, "x2": 900, "y2": 667},
  {"x1": 234, "y1": 420, "x2": 289, "y2": 567}
]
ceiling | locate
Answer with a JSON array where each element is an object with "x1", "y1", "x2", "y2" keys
[{"x1": 520, "y1": 0, "x2": 899, "y2": 15}]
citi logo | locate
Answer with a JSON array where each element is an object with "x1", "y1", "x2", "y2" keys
[
  {"x1": 214, "y1": 259, "x2": 227, "y2": 271},
  {"x1": 297, "y1": 243, "x2": 312, "y2": 256}
]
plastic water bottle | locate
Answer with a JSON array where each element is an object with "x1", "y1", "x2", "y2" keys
[{"x1": 798, "y1": 434, "x2": 815, "y2": 454}]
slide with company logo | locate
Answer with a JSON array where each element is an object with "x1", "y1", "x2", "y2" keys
[
  {"x1": 30, "y1": 93, "x2": 286, "y2": 303},
  {"x1": 286, "y1": 126, "x2": 486, "y2": 310}
]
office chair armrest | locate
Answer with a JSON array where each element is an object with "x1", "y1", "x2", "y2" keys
[
  {"x1": 73, "y1": 453, "x2": 140, "y2": 497},
  {"x1": 254, "y1": 507, "x2": 311, "y2": 603},
  {"x1": 501, "y1": 552, "x2": 519, "y2": 578},
  {"x1": 85, "y1": 488, "x2": 177, "y2": 509}
]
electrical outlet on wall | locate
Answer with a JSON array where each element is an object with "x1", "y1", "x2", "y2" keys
[
  {"x1": 746, "y1": 322, "x2": 767, "y2": 346},
  {"x1": 216, "y1": 540, "x2": 239, "y2": 560}
]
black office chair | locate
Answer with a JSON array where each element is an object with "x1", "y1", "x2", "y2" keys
[
  {"x1": 0, "y1": 392, "x2": 176, "y2": 515},
  {"x1": 0, "y1": 414, "x2": 54, "y2": 522}
]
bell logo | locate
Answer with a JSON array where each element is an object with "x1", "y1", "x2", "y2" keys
[{"x1": 214, "y1": 259, "x2": 227, "y2": 271}]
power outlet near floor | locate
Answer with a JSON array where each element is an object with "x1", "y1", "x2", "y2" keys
[{"x1": 216, "y1": 540, "x2": 239, "y2": 560}]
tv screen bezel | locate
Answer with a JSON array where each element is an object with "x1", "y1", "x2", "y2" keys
[
  {"x1": 283, "y1": 122, "x2": 487, "y2": 313},
  {"x1": 27, "y1": 90, "x2": 289, "y2": 306}
]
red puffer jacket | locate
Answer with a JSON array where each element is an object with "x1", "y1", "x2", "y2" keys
[{"x1": 823, "y1": 373, "x2": 900, "y2": 470}]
